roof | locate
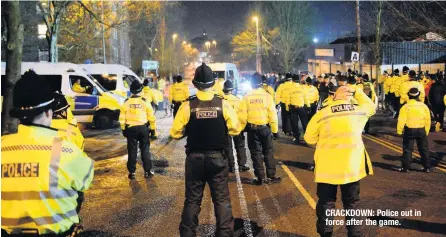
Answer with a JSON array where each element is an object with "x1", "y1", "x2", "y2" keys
[
  {"x1": 330, "y1": 31, "x2": 445, "y2": 44},
  {"x1": 1, "y1": 62, "x2": 89, "y2": 76},
  {"x1": 79, "y1": 64, "x2": 142, "y2": 82}
]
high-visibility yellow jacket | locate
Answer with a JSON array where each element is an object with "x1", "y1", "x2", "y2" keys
[
  {"x1": 72, "y1": 83, "x2": 87, "y2": 93},
  {"x1": 307, "y1": 84, "x2": 319, "y2": 104},
  {"x1": 157, "y1": 79, "x2": 166, "y2": 91},
  {"x1": 210, "y1": 81, "x2": 225, "y2": 97},
  {"x1": 1, "y1": 125, "x2": 94, "y2": 234},
  {"x1": 304, "y1": 89, "x2": 375, "y2": 185},
  {"x1": 444, "y1": 95, "x2": 446, "y2": 105},
  {"x1": 346, "y1": 84, "x2": 359, "y2": 105},
  {"x1": 169, "y1": 83, "x2": 190, "y2": 102},
  {"x1": 238, "y1": 88, "x2": 278, "y2": 133},
  {"x1": 119, "y1": 96, "x2": 156, "y2": 131},
  {"x1": 170, "y1": 91, "x2": 241, "y2": 138},
  {"x1": 397, "y1": 99, "x2": 431, "y2": 135},
  {"x1": 399, "y1": 80, "x2": 425, "y2": 104},
  {"x1": 224, "y1": 93, "x2": 241, "y2": 111},
  {"x1": 275, "y1": 81, "x2": 293, "y2": 104},
  {"x1": 390, "y1": 75, "x2": 409, "y2": 97},
  {"x1": 286, "y1": 83, "x2": 310, "y2": 109},
  {"x1": 357, "y1": 82, "x2": 376, "y2": 103},
  {"x1": 151, "y1": 89, "x2": 163, "y2": 104},
  {"x1": 142, "y1": 86, "x2": 157, "y2": 104},
  {"x1": 51, "y1": 119, "x2": 85, "y2": 151},
  {"x1": 262, "y1": 84, "x2": 275, "y2": 98},
  {"x1": 383, "y1": 76, "x2": 393, "y2": 94}
]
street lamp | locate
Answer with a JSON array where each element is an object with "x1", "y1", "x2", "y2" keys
[
  {"x1": 252, "y1": 16, "x2": 261, "y2": 73},
  {"x1": 205, "y1": 41, "x2": 211, "y2": 51},
  {"x1": 182, "y1": 41, "x2": 187, "y2": 45},
  {"x1": 171, "y1": 33, "x2": 178, "y2": 78},
  {"x1": 313, "y1": 37, "x2": 319, "y2": 44},
  {"x1": 212, "y1": 40, "x2": 217, "y2": 47}
]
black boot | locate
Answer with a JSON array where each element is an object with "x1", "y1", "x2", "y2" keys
[
  {"x1": 239, "y1": 165, "x2": 250, "y2": 172},
  {"x1": 268, "y1": 177, "x2": 282, "y2": 184}
]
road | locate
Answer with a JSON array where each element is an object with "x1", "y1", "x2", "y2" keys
[{"x1": 80, "y1": 111, "x2": 446, "y2": 237}]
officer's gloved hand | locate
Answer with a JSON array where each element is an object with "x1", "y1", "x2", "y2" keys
[{"x1": 273, "y1": 133, "x2": 280, "y2": 140}]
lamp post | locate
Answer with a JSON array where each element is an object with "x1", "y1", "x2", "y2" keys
[
  {"x1": 171, "y1": 33, "x2": 178, "y2": 79},
  {"x1": 212, "y1": 40, "x2": 217, "y2": 48},
  {"x1": 252, "y1": 16, "x2": 261, "y2": 74},
  {"x1": 205, "y1": 41, "x2": 211, "y2": 52}
]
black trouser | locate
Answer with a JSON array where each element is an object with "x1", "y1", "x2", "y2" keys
[
  {"x1": 290, "y1": 106, "x2": 309, "y2": 140},
  {"x1": 225, "y1": 134, "x2": 247, "y2": 168},
  {"x1": 393, "y1": 96, "x2": 401, "y2": 117},
  {"x1": 402, "y1": 127, "x2": 430, "y2": 169},
  {"x1": 126, "y1": 125, "x2": 152, "y2": 173},
  {"x1": 316, "y1": 181, "x2": 361, "y2": 237},
  {"x1": 386, "y1": 93, "x2": 395, "y2": 112},
  {"x1": 76, "y1": 191, "x2": 84, "y2": 214},
  {"x1": 432, "y1": 104, "x2": 445, "y2": 129},
  {"x1": 173, "y1": 101, "x2": 182, "y2": 118},
  {"x1": 309, "y1": 102, "x2": 318, "y2": 120},
  {"x1": 180, "y1": 150, "x2": 233, "y2": 237},
  {"x1": 364, "y1": 120, "x2": 370, "y2": 133},
  {"x1": 280, "y1": 103, "x2": 291, "y2": 134},
  {"x1": 247, "y1": 125, "x2": 276, "y2": 180}
]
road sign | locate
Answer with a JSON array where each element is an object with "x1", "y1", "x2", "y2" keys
[
  {"x1": 142, "y1": 60, "x2": 159, "y2": 70},
  {"x1": 351, "y1": 52, "x2": 360, "y2": 62}
]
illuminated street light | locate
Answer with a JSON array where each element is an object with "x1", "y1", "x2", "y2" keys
[
  {"x1": 252, "y1": 16, "x2": 259, "y2": 22},
  {"x1": 172, "y1": 33, "x2": 178, "y2": 40},
  {"x1": 182, "y1": 41, "x2": 187, "y2": 45},
  {"x1": 252, "y1": 15, "x2": 261, "y2": 73},
  {"x1": 313, "y1": 37, "x2": 319, "y2": 43},
  {"x1": 205, "y1": 41, "x2": 211, "y2": 51},
  {"x1": 187, "y1": 43, "x2": 191, "y2": 48},
  {"x1": 212, "y1": 40, "x2": 217, "y2": 46}
]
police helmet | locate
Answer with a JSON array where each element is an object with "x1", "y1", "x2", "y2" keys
[
  {"x1": 306, "y1": 77, "x2": 312, "y2": 84},
  {"x1": 193, "y1": 63, "x2": 215, "y2": 89},
  {"x1": 408, "y1": 88, "x2": 420, "y2": 97},
  {"x1": 143, "y1": 79, "x2": 149, "y2": 86},
  {"x1": 403, "y1": 66, "x2": 409, "y2": 73},
  {"x1": 292, "y1": 74, "x2": 300, "y2": 82},
  {"x1": 409, "y1": 70, "x2": 416, "y2": 78},
  {"x1": 347, "y1": 75, "x2": 356, "y2": 85},
  {"x1": 285, "y1": 73, "x2": 292, "y2": 80},
  {"x1": 130, "y1": 80, "x2": 143, "y2": 94},
  {"x1": 251, "y1": 73, "x2": 263, "y2": 87},
  {"x1": 10, "y1": 70, "x2": 55, "y2": 119},
  {"x1": 394, "y1": 68, "x2": 400, "y2": 75},
  {"x1": 328, "y1": 82, "x2": 338, "y2": 95},
  {"x1": 52, "y1": 91, "x2": 69, "y2": 119},
  {"x1": 223, "y1": 80, "x2": 234, "y2": 93},
  {"x1": 175, "y1": 75, "x2": 183, "y2": 83}
]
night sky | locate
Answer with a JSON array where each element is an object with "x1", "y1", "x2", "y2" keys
[{"x1": 183, "y1": 1, "x2": 356, "y2": 44}]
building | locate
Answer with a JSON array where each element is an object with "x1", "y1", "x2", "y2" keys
[{"x1": 307, "y1": 31, "x2": 446, "y2": 78}]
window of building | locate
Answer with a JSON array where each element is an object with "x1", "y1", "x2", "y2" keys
[
  {"x1": 113, "y1": 47, "x2": 118, "y2": 59},
  {"x1": 113, "y1": 29, "x2": 118, "y2": 40},
  {"x1": 38, "y1": 24, "x2": 47, "y2": 39}
]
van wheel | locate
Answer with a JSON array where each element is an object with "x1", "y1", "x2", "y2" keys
[{"x1": 94, "y1": 111, "x2": 113, "y2": 129}]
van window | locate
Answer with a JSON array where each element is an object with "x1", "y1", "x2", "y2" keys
[
  {"x1": 213, "y1": 71, "x2": 225, "y2": 80},
  {"x1": 69, "y1": 75, "x2": 95, "y2": 95},
  {"x1": 123, "y1": 74, "x2": 138, "y2": 89},
  {"x1": 91, "y1": 74, "x2": 117, "y2": 91},
  {"x1": 227, "y1": 70, "x2": 234, "y2": 80}
]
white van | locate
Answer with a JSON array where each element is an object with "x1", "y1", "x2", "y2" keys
[
  {"x1": 1, "y1": 62, "x2": 124, "y2": 128},
  {"x1": 79, "y1": 64, "x2": 143, "y2": 98},
  {"x1": 207, "y1": 63, "x2": 242, "y2": 94}
]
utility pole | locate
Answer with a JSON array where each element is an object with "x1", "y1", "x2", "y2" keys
[
  {"x1": 356, "y1": 0, "x2": 361, "y2": 73},
  {"x1": 101, "y1": 0, "x2": 106, "y2": 63},
  {"x1": 253, "y1": 16, "x2": 262, "y2": 74}
]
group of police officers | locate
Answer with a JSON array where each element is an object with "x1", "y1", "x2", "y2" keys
[{"x1": 1, "y1": 62, "x2": 444, "y2": 237}]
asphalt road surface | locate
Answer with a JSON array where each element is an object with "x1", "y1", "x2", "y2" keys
[{"x1": 80, "y1": 111, "x2": 446, "y2": 237}]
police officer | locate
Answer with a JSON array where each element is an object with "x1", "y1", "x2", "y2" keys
[
  {"x1": 210, "y1": 76, "x2": 225, "y2": 96},
  {"x1": 275, "y1": 73, "x2": 293, "y2": 136},
  {"x1": 119, "y1": 81, "x2": 157, "y2": 179},
  {"x1": 287, "y1": 74, "x2": 310, "y2": 145},
  {"x1": 393, "y1": 67, "x2": 411, "y2": 118},
  {"x1": 170, "y1": 63, "x2": 240, "y2": 237},
  {"x1": 306, "y1": 77, "x2": 319, "y2": 119},
  {"x1": 223, "y1": 80, "x2": 250, "y2": 173},
  {"x1": 143, "y1": 79, "x2": 158, "y2": 110},
  {"x1": 169, "y1": 75, "x2": 190, "y2": 118},
  {"x1": 362, "y1": 74, "x2": 377, "y2": 134},
  {"x1": 429, "y1": 76, "x2": 446, "y2": 131},
  {"x1": 304, "y1": 85, "x2": 375, "y2": 237},
  {"x1": 262, "y1": 75, "x2": 275, "y2": 98},
  {"x1": 397, "y1": 88, "x2": 431, "y2": 173},
  {"x1": 239, "y1": 73, "x2": 281, "y2": 185},
  {"x1": 2, "y1": 70, "x2": 94, "y2": 236},
  {"x1": 383, "y1": 71, "x2": 395, "y2": 113},
  {"x1": 400, "y1": 70, "x2": 425, "y2": 106},
  {"x1": 51, "y1": 92, "x2": 85, "y2": 150}
]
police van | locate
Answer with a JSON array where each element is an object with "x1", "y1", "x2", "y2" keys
[
  {"x1": 207, "y1": 63, "x2": 242, "y2": 95},
  {"x1": 79, "y1": 64, "x2": 143, "y2": 98},
  {"x1": 1, "y1": 62, "x2": 124, "y2": 129}
]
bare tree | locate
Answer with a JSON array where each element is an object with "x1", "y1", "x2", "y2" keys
[{"x1": 2, "y1": 1, "x2": 24, "y2": 135}]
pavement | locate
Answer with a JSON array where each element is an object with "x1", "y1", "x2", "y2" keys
[{"x1": 79, "y1": 110, "x2": 446, "y2": 237}]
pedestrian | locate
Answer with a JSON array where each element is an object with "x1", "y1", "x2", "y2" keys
[
  {"x1": 275, "y1": 73, "x2": 294, "y2": 136},
  {"x1": 51, "y1": 91, "x2": 85, "y2": 150},
  {"x1": 306, "y1": 77, "x2": 319, "y2": 119},
  {"x1": 164, "y1": 80, "x2": 172, "y2": 116},
  {"x1": 304, "y1": 85, "x2": 375, "y2": 237},
  {"x1": 169, "y1": 75, "x2": 190, "y2": 118},
  {"x1": 170, "y1": 63, "x2": 241, "y2": 237},
  {"x1": 119, "y1": 81, "x2": 157, "y2": 179},
  {"x1": 383, "y1": 71, "x2": 394, "y2": 113},
  {"x1": 429, "y1": 76, "x2": 446, "y2": 131},
  {"x1": 2, "y1": 70, "x2": 93, "y2": 236},
  {"x1": 223, "y1": 80, "x2": 250, "y2": 173},
  {"x1": 318, "y1": 75, "x2": 330, "y2": 109},
  {"x1": 239, "y1": 73, "x2": 281, "y2": 185},
  {"x1": 362, "y1": 74, "x2": 377, "y2": 134},
  {"x1": 286, "y1": 74, "x2": 310, "y2": 145},
  {"x1": 397, "y1": 88, "x2": 431, "y2": 172},
  {"x1": 143, "y1": 79, "x2": 158, "y2": 110}
]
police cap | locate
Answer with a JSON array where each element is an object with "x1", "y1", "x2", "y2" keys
[
  {"x1": 175, "y1": 75, "x2": 183, "y2": 83},
  {"x1": 306, "y1": 77, "x2": 312, "y2": 84},
  {"x1": 10, "y1": 70, "x2": 54, "y2": 119},
  {"x1": 223, "y1": 80, "x2": 234, "y2": 93},
  {"x1": 394, "y1": 68, "x2": 399, "y2": 74},
  {"x1": 408, "y1": 88, "x2": 420, "y2": 97},
  {"x1": 130, "y1": 80, "x2": 143, "y2": 94},
  {"x1": 52, "y1": 91, "x2": 69, "y2": 114},
  {"x1": 403, "y1": 66, "x2": 409, "y2": 73},
  {"x1": 285, "y1": 72, "x2": 292, "y2": 80},
  {"x1": 409, "y1": 70, "x2": 416, "y2": 78},
  {"x1": 251, "y1": 73, "x2": 263, "y2": 87},
  {"x1": 143, "y1": 79, "x2": 149, "y2": 86},
  {"x1": 193, "y1": 63, "x2": 215, "y2": 89}
]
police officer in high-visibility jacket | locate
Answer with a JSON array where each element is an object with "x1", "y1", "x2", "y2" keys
[
  {"x1": 306, "y1": 77, "x2": 319, "y2": 119},
  {"x1": 169, "y1": 75, "x2": 190, "y2": 118},
  {"x1": 383, "y1": 71, "x2": 395, "y2": 112},
  {"x1": 286, "y1": 74, "x2": 310, "y2": 145},
  {"x1": 170, "y1": 63, "x2": 241, "y2": 237},
  {"x1": 119, "y1": 81, "x2": 157, "y2": 179},
  {"x1": 239, "y1": 73, "x2": 281, "y2": 185},
  {"x1": 389, "y1": 69, "x2": 403, "y2": 118},
  {"x1": 397, "y1": 88, "x2": 431, "y2": 173},
  {"x1": 393, "y1": 66, "x2": 411, "y2": 118},
  {"x1": 262, "y1": 75, "x2": 275, "y2": 99},
  {"x1": 2, "y1": 70, "x2": 93, "y2": 236},
  {"x1": 223, "y1": 80, "x2": 250, "y2": 173},
  {"x1": 143, "y1": 79, "x2": 158, "y2": 110},
  {"x1": 400, "y1": 70, "x2": 425, "y2": 105},
  {"x1": 304, "y1": 85, "x2": 375, "y2": 237},
  {"x1": 275, "y1": 73, "x2": 294, "y2": 136},
  {"x1": 51, "y1": 92, "x2": 85, "y2": 151},
  {"x1": 361, "y1": 74, "x2": 377, "y2": 134}
]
